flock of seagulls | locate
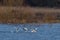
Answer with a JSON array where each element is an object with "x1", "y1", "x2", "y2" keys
[{"x1": 15, "y1": 27, "x2": 38, "y2": 33}]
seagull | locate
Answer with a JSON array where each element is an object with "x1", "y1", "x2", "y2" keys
[
  {"x1": 23, "y1": 28, "x2": 28, "y2": 32},
  {"x1": 31, "y1": 28, "x2": 38, "y2": 32},
  {"x1": 15, "y1": 27, "x2": 20, "y2": 32},
  {"x1": 31, "y1": 29, "x2": 36, "y2": 32}
]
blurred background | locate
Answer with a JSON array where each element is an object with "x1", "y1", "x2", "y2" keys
[{"x1": 0, "y1": 0, "x2": 60, "y2": 7}]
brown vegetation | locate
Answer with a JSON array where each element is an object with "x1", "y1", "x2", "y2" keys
[{"x1": 0, "y1": 7, "x2": 60, "y2": 23}]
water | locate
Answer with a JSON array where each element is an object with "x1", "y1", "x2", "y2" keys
[{"x1": 0, "y1": 23, "x2": 60, "y2": 40}]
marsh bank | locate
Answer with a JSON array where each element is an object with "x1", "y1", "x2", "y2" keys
[{"x1": 0, "y1": 7, "x2": 60, "y2": 23}]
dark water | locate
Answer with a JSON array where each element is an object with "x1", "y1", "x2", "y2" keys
[{"x1": 0, "y1": 23, "x2": 60, "y2": 40}]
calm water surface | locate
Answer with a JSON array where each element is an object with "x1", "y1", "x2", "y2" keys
[{"x1": 0, "y1": 23, "x2": 60, "y2": 40}]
